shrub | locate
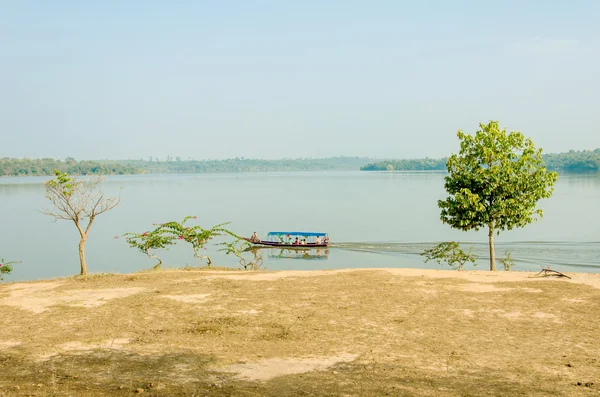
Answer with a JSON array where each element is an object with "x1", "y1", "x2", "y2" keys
[{"x1": 421, "y1": 242, "x2": 477, "y2": 271}]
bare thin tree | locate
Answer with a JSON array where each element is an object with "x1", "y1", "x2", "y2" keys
[{"x1": 42, "y1": 170, "x2": 120, "y2": 275}]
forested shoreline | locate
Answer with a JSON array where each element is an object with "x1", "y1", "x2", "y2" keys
[
  {"x1": 0, "y1": 156, "x2": 375, "y2": 176},
  {"x1": 0, "y1": 157, "x2": 138, "y2": 177},
  {"x1": 360, "y1": 149, "x2": 600, "y2": 173},
  {"x1": 2, "y1": 149, "x2": 600, "y2": 176}
]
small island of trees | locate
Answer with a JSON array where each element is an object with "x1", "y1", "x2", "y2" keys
[{"x1": 360, "y1": 149, "x2": 600, "y2": 173}]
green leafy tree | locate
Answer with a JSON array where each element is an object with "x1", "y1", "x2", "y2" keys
[
  {"x1": 0, "y1": 258, "x2": 20, "y2": 281},
  {"x1": 43, "y1": 170, "x2": 120, "y2": 275},
  {"x1": 122, "y1": 228, "x2": 177, "y2": 269},
  {"x1": 421, "y1": 242, "x2": 476, "y2": 271},
  {"x1": 123, "y1": 216, "x2": 233, "y2": 269},
  {"x1": 438, "y1": 121, "x2": 558, "y2": 270},
  {"x1": 218, "y1": 237, "x2": 264, "y2": 270},
  {"x1": 158, "y1": 216, "x2": 231, "y2": 267}
]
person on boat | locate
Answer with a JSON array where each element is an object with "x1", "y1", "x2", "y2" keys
[
  {"x1": 323, "y1": 236, "x2": 329, "y2": 245},
  {"x1": 315, "y1": 236, "x2": 322, "y2": 245},
  {"x1": 293, "y1": 237, "x2": 300, "y2": 245},
  {"x1": 300, "y1": 239, "x2": 306, "y2": 245},
  {"x1": 251, "y1": 232, "x2": 260, "y2": 242}
]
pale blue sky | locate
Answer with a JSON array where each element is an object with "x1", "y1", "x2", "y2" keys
[{"x1": 2, "y1": 0, "x2": 599, "y2": 160}]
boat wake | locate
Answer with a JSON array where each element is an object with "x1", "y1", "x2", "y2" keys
[{"x1": 329, "y1": 241, "x2": 600, "y2": 272}]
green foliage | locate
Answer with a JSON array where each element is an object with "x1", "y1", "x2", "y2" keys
[
  {"x1": 437, "y1": 121, "x2": 558, "y2": 270},
  {"x1": 0, "y1": 156, "x2": 377, "y2": 176},
  {"x1": 0, "y1": 258, "x2": 20, "y2": 281},
  {"x1": 4, "y1": 152, "x2": 600, "y2": 176},
  {"x1": 420, "y1": 242, "x2": 477, "y2": 271},
  {"x1": 359, "y1": 150, "x2": 600, "y2": 174},
  {"x1": 499, "y1": 250, "x2": 515, "y2": 271},
  {"x1": 159, "y1": 217, "x2": 231, "y2": 267},
  {"x1": 218, "y1": 238, "x2": 264, "y2": 270},
  {"x1": 3, "y1": 151, "x2": 600, "y2": 177},
  {"x1": 122, "y1": 228, "x2": 178, "y2": 270},
  {"x1": 0, "y1": 157, "x2": 138, "y2": 176},
  {"x1": 46, "y1": 170, "x2": 76, "y2": 197},
  {"x1": 107, "y1": 157, "x2": 377, "y2": 173},
  {"x1": 123, "y1": 217, "x2": 238, "y2": 269},
  {"x1": 361, "y1": 158, "x2": 448, "y2": 171},
  {"x1": 543, "y1": 149, "x2": 600, "y2": 172}
]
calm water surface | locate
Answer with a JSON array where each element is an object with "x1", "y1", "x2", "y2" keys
[{"x1": 1, "y1": 171, "x2": 599, "y2": 281}]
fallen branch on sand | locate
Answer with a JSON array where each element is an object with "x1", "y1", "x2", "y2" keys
[{"x1": 529, "y1": 266, "x2": 571, "y2": 279}]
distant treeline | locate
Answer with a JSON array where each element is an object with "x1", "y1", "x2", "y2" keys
[
  {"x1": 0, "y1": 156, "x2": 376, "y2": 176},
  {"x1": 0, "y1": 157, "x2": 138, "y2": 176},
  {"x1": 3, "y1": 150, "x2": 600, "y2": 176},
  {"x1": 543, "y1": 149, "x2": 600, "y2": 172},
  {"x1": 106, "y1": 157, "x2": 378, "y2": 174},
  {"x1": 360, "y1": 158, "x2": 447, "y2": 171},
  {"x1": 360, "y1": 149, "x2": 600, "y2": 173}
]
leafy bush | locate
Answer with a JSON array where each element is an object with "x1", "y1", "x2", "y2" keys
[
  {"x1": 218, "y1": 239, "x2": 264, "y2": 271},
  {"x1": 122, "y1": 216, "x2": 251, "y2": 270},
  {"x1": 421, "y1": 242, "x2": 477, "y2": 271},
  {"x1": 0, "y1": 258, "x2": 20, "y2": 281},
  {"x1": 499, "y1": 250, "x2": 515, "y2": 271}
]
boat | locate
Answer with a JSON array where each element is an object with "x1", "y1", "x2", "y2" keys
[{"x1": 244, "y1": 231, "x2": 329, "y2": 247}]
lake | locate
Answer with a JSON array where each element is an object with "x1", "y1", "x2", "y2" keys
[{"x1": 1, "y1": 171, "x2": 599, "y2": 281}]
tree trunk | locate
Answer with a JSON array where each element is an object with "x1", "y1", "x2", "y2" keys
[
  {"x1": 488, "y1": 225, "x2": 496, "y2": 271},
  {"x1": 152, "y1": 255, "x2": 163, "y2": 270},
  {"x1": 79, "y1": 235, "x2": 88, "y2": 275}
]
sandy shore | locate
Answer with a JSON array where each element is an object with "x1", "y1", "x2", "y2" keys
[{"x1": 1, "y1": 267, "x2": 599, "y2": 396}]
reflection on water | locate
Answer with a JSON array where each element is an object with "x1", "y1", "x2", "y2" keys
[{"x1": 246, "y1": 247, "x2": 329, "y2": 261}]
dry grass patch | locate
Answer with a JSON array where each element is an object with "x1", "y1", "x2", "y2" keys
[
  {"x1": 1, "y1": 268, "x2": 599, "y2": 396},
  {"x1": 220, "y1": 354, "x2": 359, "y2": 381}
]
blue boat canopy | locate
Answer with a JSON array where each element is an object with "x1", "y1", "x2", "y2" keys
[{"x1": 267, "y1": 232, "x2": 327, "y2": 237}]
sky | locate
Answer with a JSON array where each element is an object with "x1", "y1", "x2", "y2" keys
[{"x1": 1, "y1": 0, "x2": 599, "y2": 160}]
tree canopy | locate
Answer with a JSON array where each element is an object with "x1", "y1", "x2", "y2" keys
[{"x1": 438, "y1": 121, "x2": 558, "y2": 270}]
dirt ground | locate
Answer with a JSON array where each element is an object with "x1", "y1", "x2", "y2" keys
[{"x1": 1, "y1": 267, "x2": 599, "y2": 396}]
